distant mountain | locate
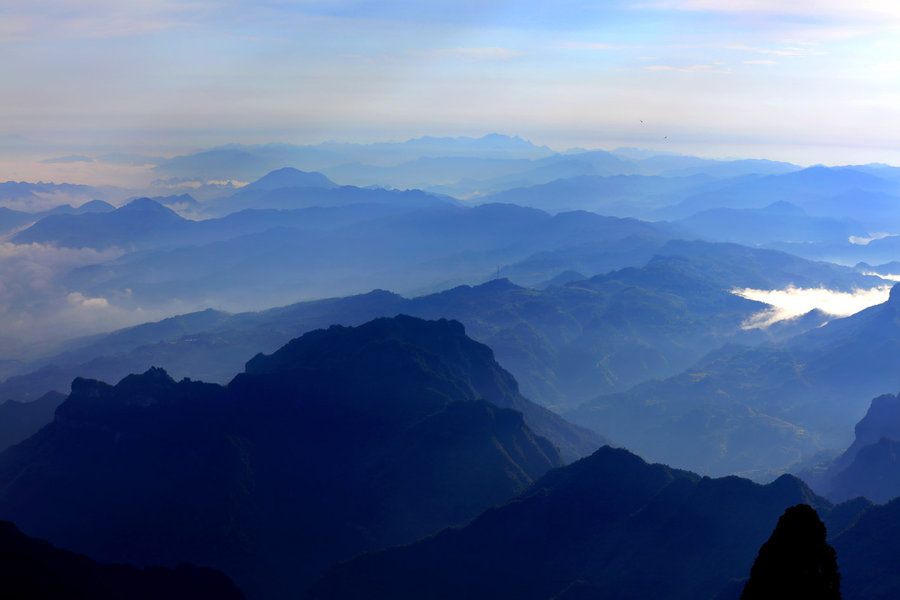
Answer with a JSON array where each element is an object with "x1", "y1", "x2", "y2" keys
[
  {"x1": 55, "y1": 203, "x2": 672, "y2": 309},
  {"x1": 0, "y1": 520, "x2": 245, "y2": 600},
  {"x1": 476, "y1": 173, "x2": 713, "y2": 216},
  {"x1": 0, "y1": 391, "x2": 65, "y2": 452},
  {"x1": 677, "y1": 201, "x2": 865, "y2": 246},
  {"x1": 568, "y1": 282, "x2": 900, "y2": 478},
  {"x1": 0, "y1": 316, "x2": 566, "y2": 599},
  {"x1": 239, "y1": 167, "x2": 337, "y2": 192},
  {"x1": 203, "y1": 176, "x2": 446, "y2": 217},
  {"x1": 635, "y1": 155, "x2": 800, "y2": 178},
  {"x1": 0, "y1": 206, "x2": 35, "y2": 233},
  {"x1": 309, "y1": 446, "x2": 839, "y2": 600},
  {"x1": 0, "y1": 180, "x2": 103, "y2": 211},
  {"x1": 0, "y1": 199, "x2": 115, "y2": 234},
  {"x1": 153, "y1": 135, "x2": 556, "y2": 182},
  {"x1": 12, "y1": 197, "x2": 188, "y2": 250},
  {"x1": 654, "y1": 166, "x2": 900, "y2": 224},
  {"x1": 801, "y1": 391, "x2": 900, "y2": 503}
]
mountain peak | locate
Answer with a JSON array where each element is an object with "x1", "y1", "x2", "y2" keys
[
  {"x1": 889, "y1": 283, "x2": 900, "y2": 304},
  {"x1": 120, "y1": 197, "x2": 174, "y2": 213},
  {"x1": 243, "y1": 167, "x2": 337, "y2": 192},
  {"x1": 741, "y1": 504, "x2": 840, "y2": 600}
]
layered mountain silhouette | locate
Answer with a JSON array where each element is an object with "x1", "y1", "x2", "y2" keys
[
  {"x1": 309, "y1": 446, "x2": 842, "y2": 600},
  {"x1": 0, "y1": 316, "x2": 570, "y2": 599},
  {"x1": 568, "y1": 282, "x2": 900, "y2": 477},
  {"x1": 0, "y1": 390, "x2": 65, "y2": 452},
  {"x1": 0, "y1": 520, "x2": 244, "y2": 599}
]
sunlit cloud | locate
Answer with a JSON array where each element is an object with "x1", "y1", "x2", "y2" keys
[{"x1": 733, "y1": 285, "x2": 893, "y2": 328}]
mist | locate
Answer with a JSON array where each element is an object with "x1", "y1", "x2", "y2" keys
[{"x1": 0, "y1": 242, "x2": 172, "y2": 355}]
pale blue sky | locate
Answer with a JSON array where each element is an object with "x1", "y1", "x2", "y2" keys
[{"x1": 3, "y1": 0, "x2": 900, "y2": 173}]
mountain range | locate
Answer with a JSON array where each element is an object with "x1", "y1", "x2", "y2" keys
[{"x1": 0, "y1": 316, "x2": 583, "y2": 599}]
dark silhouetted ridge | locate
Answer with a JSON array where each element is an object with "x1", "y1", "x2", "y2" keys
[
  {"x1": 741, "y1": 504, "x2": 841, "y2": 600},
  {"x1": 0, "y1": 520, "x2": 244, "y2": 599}
]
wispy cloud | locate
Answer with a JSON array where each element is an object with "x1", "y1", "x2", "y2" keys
[
  {"x1": 743, "y1": 59, "x2": 778, "y2": 65},
  {"x1": 849, "y1": 232, "x2": 899, "y2": 245}
]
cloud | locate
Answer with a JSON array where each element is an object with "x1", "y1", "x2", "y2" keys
[
  {"x1": 733, "y1": 285, "x2": 892, "y2": 328},
  {"x1": 66, "y1": 291, "x2": 110, "y2": 309},
  {"x1": 849, "y1": 232, "x2": 898, "y2": 245},
  {"x1": 0, "y1": 242, "x2": 156, "y2": 347},
  {"x1": 743, "y1": 59, "x2": 778, "y2": 65}
]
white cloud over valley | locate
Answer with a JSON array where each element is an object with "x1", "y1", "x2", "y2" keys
[{"x1": 733, "y1": 285, "x2": 893, "y2": 329}]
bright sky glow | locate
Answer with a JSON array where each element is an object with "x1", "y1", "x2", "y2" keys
[
  {"x1": 733, "y1": 284, "x2": 893, "y2": 328},
  {"x1": 4, "y1": 0, "x2": 900, "y2": 173}
]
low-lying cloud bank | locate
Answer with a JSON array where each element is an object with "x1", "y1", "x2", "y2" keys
[
  {"x1": 0, "y1": 242, "x2": 171, "y2": 356},
  {"x1": 733, "y1": 285, "x2": 893, "y2": 328}
]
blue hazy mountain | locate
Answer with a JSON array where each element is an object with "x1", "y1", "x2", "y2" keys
[
  {"x1": 201, "y1": 177, "x2": 449, "y2": 217},
  {"x1": 2, "y1": 240, "x2": 873, "y2": 461},
  {"x1": 54, "y1": 202, "x2": 670, "y2": 309},
  {"x1": 11, "y1": 181, "x2": 452, "y2": 250},
  {"x1": 631, "y1": 155, "x2": 801, "y2": 178},
  {"x1": 567, "y1": 282, "x2": 900, "y2": 478},
  {"x1": 0, "y1": 199, "x2": 115, "y2": 234},
  {"x1": 0, "y1": 390, "x2": 65, "y2": 452},
  {"x1": 476, "y1": 173, "x2": 714, "y2": 216},
  {"x1": 0, "y1": 316, "x2": 563, "y2": 599},
  {"x1": 0, "y1": 206, "x2": 36, "y2": 233},
  {"x1": 677, "y1": 201, "x2": 867, "y2": 246},
  {"x1": 12, "y1": 197, "x2": 187, "y2": 249},
  {"x1": 0, "y1": 180, "x2": 102, "y2": 205},
  {"x1": 800, "y1": 391, "x2": 900, "y2": 503},
  {"x1": 308, "y1": 445, "x2": 853, "y2": 600},
  {"x1": 0, "y1": 520, "x2": 245, "y2": 599},
  {"x1": 322, "y1": 149, "x2": 634, "y2": 196},
  {"x1": 654, "y1": 166, "x2": 900, "y2": 224},
  {"x1": 238, "y1": 166, "x2": 338, "y2": 192},
  {"x1": 153, "y1": 135, "x2": 556, "y2": 182}
]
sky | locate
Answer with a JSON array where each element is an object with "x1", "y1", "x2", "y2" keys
[{"x1": 4, "y1": 0, "x2": 900, "y2": 177}]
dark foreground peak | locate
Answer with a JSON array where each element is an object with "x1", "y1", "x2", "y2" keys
[{"x1": 741, "y1": 504, "x2": 841, "y2": 600}]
